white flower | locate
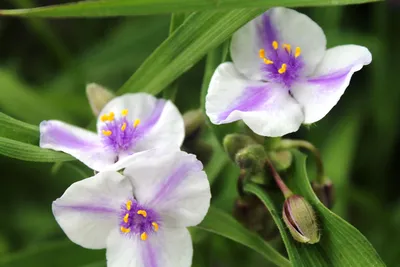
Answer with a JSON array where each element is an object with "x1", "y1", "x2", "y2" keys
[
  {"x1": 205, "y1": 7, "x2": 372, "y2": 137},
  {"x1": 52, "y1": 150, "x2": 211, "y2": 267},
  {"x1": 40, "y1": 93, "x2": 184, "y2": 171}
]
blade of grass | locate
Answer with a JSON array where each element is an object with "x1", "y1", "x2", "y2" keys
[{"x1": 0, "y1": 0, "x2": 383, "y2": 18}]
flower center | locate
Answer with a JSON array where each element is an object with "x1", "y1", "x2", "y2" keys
[
  {"x1": 259, "y1": 40, "x2": 304, "y2": 87},
  {"x1": 100, "y1": 109, "x2": 141, "y2": 152},
  {"x1": 119, "y1": 199, "x2": 160, "y2": 241}
]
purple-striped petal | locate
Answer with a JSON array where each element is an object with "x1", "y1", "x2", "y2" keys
[
  {"x1": 231, "y1": 8, "x2": 326, "y2": 81},
  {"x1": 290, "y1": 45, "x2": 372, "y2": 123},
  {"x1": 52, "y1": 171, "x2": 133, "y2": 249},
  {"x1": 133, "y1": 99, "x2": 184, "y2": 153},
  {"x1": 106, "y1": 227, "x2": 192, "y2": 267},
  {"x1": 40, "y1": 120, "x2": 116, "y2": 171},
  {"x1": 206, "y1": 62, "x2": 304, "y2": 137},
  {"x1": 97, "y1": 93, "x2": 184, "y2": 160},
  {"x1": 123, "y1": 150, "x2": 211, "y2": 228}
]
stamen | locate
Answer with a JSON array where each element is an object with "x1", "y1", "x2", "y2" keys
[
  {"x1": 259, "y1": 49, "x2": 265, "y2": 59},
  {"x1": 263, "y1": 58, "x2": 274, "y2": 65},
  {"x1": 121, "y1": 109, "x2": 128, "y2": 116},
  {"x1": 141, "y1": 232, "x2": 148, "y2": 241},
  {"x1": 295, "y1": 47, "x2": 301, "y2": 58},
  {"x1": 102, "y1": 130, "x2": 112, "y2": 136},
  {"x1": 121, "y1": 122, "x2": 127, "y2": 131},
  {"x1": 133, "y1": 119, "x2": 140, "y2": 128},
  {"x1": 278, "y1": 64, "x2": 287, "y2": 74},
  {"x1": 283, "y1": 44, "x2": 291, "y2": 53},
  {"x1": 126, "y1": 200, "x2": 132, "y2": 211},
  {"x1": 137, "y1": 210, "x2": 147, "y2": 217},
  {"x1": 272, "y1": 41, "x2": 278, "y2": 50},
  {"x1": 100, "y1": 114, "x2": 109, "y2": 122},
  {"x1": 108, "y1": 112, "x2": 115, "y2": 121},
  {"x1": 123, "y1": 213, "x2": 129, "y2": 223},
  {"x1": 120, "y1": 226, "x2": 131, "y2": 233},
  {"x1": 152, "y1": 222, "x2": 159, "y2": 232}
]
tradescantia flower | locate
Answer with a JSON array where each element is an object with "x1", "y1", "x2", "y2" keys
[
  {"x1": 206, "y1": 7, "x2": 372, "y2": 137},
  {"x1": 52, "y1": 150, "x2": 211, "y2": 267},
  {"x1": 40, "y1": 93, "x2": 184, "y2": 171}
]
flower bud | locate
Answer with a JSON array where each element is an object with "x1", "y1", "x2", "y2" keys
[
  {"x1": 282, "y1": 195, "x2": 320, "y2": 244},
  {"x1": 267, "y1": 150, "x2": 293, "y2": 171},
  {"x1": 235, "y1": 144, "x2": 266, "y2": 174},
  {"x1": 86, "y1": 83, "x2": 115, "y2": 116},
  {"x1": 223, "y1": 134, "x2": 257, "y2": 161},
  {"x1": 312, "y1": 179, "x2": 334, "y2": 209}
]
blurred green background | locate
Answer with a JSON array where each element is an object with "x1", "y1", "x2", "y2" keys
[{"x1": 0, "y1": 0, "x2": 398, "y2": 266}]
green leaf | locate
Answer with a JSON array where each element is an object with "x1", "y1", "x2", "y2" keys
[
  {"x1": 244, "y1": 151, "x2": 386, "y2": 267},
  {"x1": 0, "y1": 112, "x2": 39, "y2": 144},
  {"x1": 0, "y1": 70, "x2": 73, "y2": 124},
  {"x1": 162, "y1": 13, "x2": 187, "y2": 101},
  {"x1": 0, "y1": 0, "x2": 382, "y2": 17},
  {"x1": 196, "y1": 206, "x2": 291, "y2": 267},
  {"x1": 117, "y1": 9, "x2": 263, "y2": 96},
  {"x1": 0, "y1": 137, "x2": 73, "y2": 162},
  {"x1": 204, "y1": 134, "x2": 230, "y2": 185},
  {"x1": 0, "y1": 240, "x2": 104, "y2": 267},
  {"x1": 321, "y1": 107, "x2": 362, "y2": 217}
]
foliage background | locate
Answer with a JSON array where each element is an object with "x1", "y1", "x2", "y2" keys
[{"x1": 0, "y1": 0, "x2": 398, "y2": 266}]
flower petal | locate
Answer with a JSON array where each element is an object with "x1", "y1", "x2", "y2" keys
[
  {"x1": 40, "y1": 120, "x2": 116, "y2": 171},
  {"x1": 231, "y1": 7, "x2": 326, "y2": 80},
  {"x1": 52, "y1": 171, "x2": 133, "y2": 249},
  {"x1": 123, "y1": 150, "x2": 210, "y2": 228},
  {"x1": 106, "y1": 227, "x2": 192, "y2": 267},
  {"x1": 102, "y1": 148, "x2": 167, "y2": 172},
  {"x1": 205, "y1": 62, "x2": 304, "y2": 137},
  {"x1": 290, "y1": 45, "x2": 372, "y2": 124},
  {"x1": 97, "y1": 93, "x2": 184, "y2": 153}
]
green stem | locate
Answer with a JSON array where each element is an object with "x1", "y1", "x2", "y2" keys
[
  {"x1": 264, "y1": 137, "x2": 281, "y2": 150},
  {"x1": 266, "y1": 158, "x2": 293, "y2": 199},
  {"x1": 278, "y1": 139, "x2": 325, "y2": 184},
  {"x1": 237, "y1": 169, "x2": 247, "y2": 197}
]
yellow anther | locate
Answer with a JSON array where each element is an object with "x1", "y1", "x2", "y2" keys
[
  {"x1": 133, "y1": 119, "x2": 140, "y2": 128},
  {"x1": 121, "y1": 122, "x2": 127, "y2": 131},
  {"x1": 102, "y1": 130, "x2": 112, "y2": 136},
  {"x1": 272, "y1": 41, "x2": 279, "y2": 50},
  {"x1": 141, "y1": 232, "x2": 148, "y2": 241},
  {"x1": 121, "y1": 109, "x2": 128, "y2": 116},
  {"x1": 120, "y1": 226, "x2": 131, "y2": 233},
  {"x1": 263, "y1": 58, "x2": 274, "y2": 65},
  {"x1": 152, "y1": 222, "x2": 159, "y2": 232},
  {"x1": 283, "y1": 44, "x2": 291, "y2": 53},
  {"x1": 123, "y1": 213, "x2": 129, "y2": 223},
  {"x1": 259, "y1": 49, "x2": 265, "y2": 59},
  {"x1": 100, "y1": 114, "x2": 109, "y2": 122},
  {"x1": 278, "y1": 63, "x2": 287, "y2": 74},
  {"x1": 108, "y1": 112, "x2": 115, "y2": 121},
  {"x1": 126, "y1": 200, "x2": 132, "y2": 211},
  {"x1": 137, "y1": 210, "x2": 147, "y2": 217},
  {"x1": 295, "y1": 47, "x2": 301, "y2": 58}
]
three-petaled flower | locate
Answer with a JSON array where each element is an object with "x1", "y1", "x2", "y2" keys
[
  {"x1": 53, "y1": 150, "x2": 211, "y2": 267},
  {"x1": 206, "y1": 7, "x2": 372, "y2": 137},
  {"x1": 40, "y1": 93, "x2": 184, "y2": 171}
]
